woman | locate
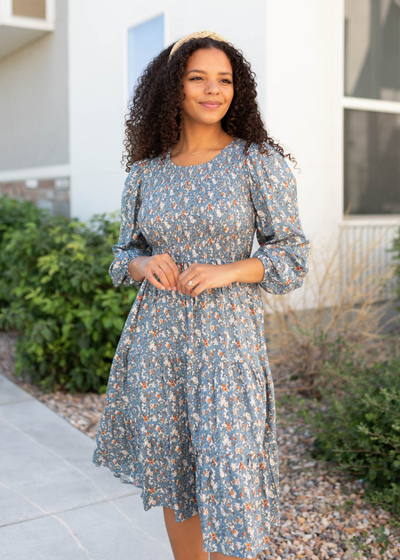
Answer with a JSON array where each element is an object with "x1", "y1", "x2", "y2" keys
[{"x1": 92, "y1": 30, "x2": 310, "y2": 560}]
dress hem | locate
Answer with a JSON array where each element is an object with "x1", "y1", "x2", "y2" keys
[
  {"x1": 91, "y1": 456, "x2": 200, "y2": 521},
  {"x1": 92, "y1": 452, "x2": 279, "y2": 559}
]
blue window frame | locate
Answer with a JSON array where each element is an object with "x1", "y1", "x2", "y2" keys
[{"x1": 127, "y1": 14, "x2": 164, "y2": 98}]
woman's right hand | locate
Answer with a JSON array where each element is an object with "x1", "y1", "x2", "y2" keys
[{"x1": 128, "y1": 254, "x2": 179, "y2": 291}]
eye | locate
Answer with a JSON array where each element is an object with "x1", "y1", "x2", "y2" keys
[{"x1": 189, "y1": 77, "x2": 232, "y2": 84}]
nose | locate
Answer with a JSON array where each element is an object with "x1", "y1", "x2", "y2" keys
[{"x1": 203, "y1": 78, "x2": 220, "y2": 94}]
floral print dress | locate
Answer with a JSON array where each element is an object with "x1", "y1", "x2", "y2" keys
[{"x1": 92, "y1": 137, "x2": 310, "y2": 559}]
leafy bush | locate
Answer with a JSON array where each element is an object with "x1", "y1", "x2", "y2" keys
[
  {"x1": 0, "y1": 194, "x2": 43, "y2": 242},
  {"x1": 0, "y1": 195, "x2": 43, "y2": 310},
  {"x1": 298, "y1": 354, "x2": 400, "y2": 516},
  {"x1": 0, "y1": 194, "x2": 138, "y2": 394}
]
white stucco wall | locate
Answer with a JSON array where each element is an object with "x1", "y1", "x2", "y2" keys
[
  {"x1": 266, "y1": 0, "x2": 344, "y2": 245},
  {"x1": 264, "y1": 0, "x2": 344, "y2": 298},
  {"x1": 0, "y1": 0, "x2": 69, "y2": 172}
]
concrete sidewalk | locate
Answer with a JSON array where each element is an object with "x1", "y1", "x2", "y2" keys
[{"x1": 0, "y1": 374, "x2": 174, "y2": 560}]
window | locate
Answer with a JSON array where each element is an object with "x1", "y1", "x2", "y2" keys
[
  {"x1": 127, "y1": 14, "x2": 164, "y2": 99},
  {"x1": 344, "y1": 0, "x2": 400, "y2": 215},
  {"x1": 12, "y1": 0, "x2": 46, "y2": 19},
  {"x1": 344, "y1": 108, "x2": 400, "y2": 215}
]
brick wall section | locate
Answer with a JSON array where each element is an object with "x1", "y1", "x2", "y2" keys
[{"x1": 0, "y1": 178, "x2": 70, "y2": 218}]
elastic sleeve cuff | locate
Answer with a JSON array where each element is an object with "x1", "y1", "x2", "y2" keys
[
  {"x1": 252, "y1": 252, "x2": 269, "y2": 288},
  {"x1": 109, "y1": 251, "x2": 148, "y2": 288}
]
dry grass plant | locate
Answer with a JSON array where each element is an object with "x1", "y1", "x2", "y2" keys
[{"x1": 262, "y1": 227, "x2": 399, "y2": 398}]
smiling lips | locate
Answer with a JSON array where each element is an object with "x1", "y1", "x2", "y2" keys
[{"x1": 200, "y1": 102, "x2": 221, "y2": 109}]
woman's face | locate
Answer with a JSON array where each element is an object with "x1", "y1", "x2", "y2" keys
[{"x1": 180, "y1": 47, "x2": 234, "y2": 125}]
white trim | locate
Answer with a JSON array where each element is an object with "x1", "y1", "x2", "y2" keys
[
  {"x1": 46, "y1": 0, "x2": 55, "y2": 23},
  {"x1": 0, "y1": 164, "x2": 71, "y2": 182},
  {"x1": 0, "y1": 0, "x2": 55, "y2": 29},
  {"x1": 339, "y1": 0, "x2": 345, "y2": 227},
  {"x1": 67, "y1": 0, "x2": 73, "y2": 190},
  {"x1": 341, "y1": 215, "x2": 400, "y2": 227},
  {"x1": 0, "y1": 16, "x2": 54, "y2": 31},
  {"x1": 343, "y1": 96, "x2": 400, "y2": 114},
  {"x1": 0, "y1": 0, "x2": 11, "y2": 20}
]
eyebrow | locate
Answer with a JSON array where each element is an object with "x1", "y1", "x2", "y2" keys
[{"x1": 186, "y1": 69, "x2": 233, "y2": 77}]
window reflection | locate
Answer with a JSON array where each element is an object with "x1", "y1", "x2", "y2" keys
[
  {"x1": 344, "y1": 0, "x2": 400, "y2": 102},
  {"x1": 344, "y1": 108, "x2": 400, "y2": 214},
  {"x1": 128, "y1": 15, "x2": 164, "y2": 99}
]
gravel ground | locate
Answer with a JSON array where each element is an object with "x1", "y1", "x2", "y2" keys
[{"x1": 1, "y1": 330, "x2": 399, "y2": 560}]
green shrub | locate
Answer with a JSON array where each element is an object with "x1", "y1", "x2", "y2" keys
[
  {"x1": 298, "y1": 355, "x2": 400, "y2": 516},
  {"x1": 0, "y1": 194, "x2": 138, "y2": 394},
  {"x1": 0, "y1": 195, "x2": 43, "y2": 309},
  {"x1": 0, "y1": 194, "x2": 43, "y2": 241}
]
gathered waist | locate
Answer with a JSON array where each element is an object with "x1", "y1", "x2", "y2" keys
[{"x1": 150, "y1": 252, "x2": 246, "y2": 271}]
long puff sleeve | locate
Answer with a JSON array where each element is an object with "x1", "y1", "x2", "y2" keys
[
  {"x1": 109, "y1": 162, "x2": 152, "y2": 288},
  {"x1": 246, "y1": 142, "x2": 310, "y2": 295}
]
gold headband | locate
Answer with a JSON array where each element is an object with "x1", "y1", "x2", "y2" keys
[{"x1": 168, "y1": 30, "x2": 232, "y2": 62}]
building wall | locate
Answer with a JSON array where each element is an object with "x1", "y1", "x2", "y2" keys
[
  {"x1": 264, "y1": 0, "x2": 343, "y2": 252},
  {"x1": 0, "y1": 0, "x2": 69, "y2": 171},
  {"x1": 0, "y1": 0, "x2": 70, "y2": 216}
]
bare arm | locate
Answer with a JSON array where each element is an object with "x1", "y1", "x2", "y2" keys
[{"x1": 221, "y1": 257, "x2": 265, "y2": 284}]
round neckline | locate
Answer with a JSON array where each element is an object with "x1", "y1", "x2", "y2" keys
[{"x1": 167, "y1": 136, "x2": 238, "y2": 169}]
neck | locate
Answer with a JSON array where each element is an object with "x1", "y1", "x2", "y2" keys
[{"x1": 176, "y1": 124, "x2": 226, "y2": 152}]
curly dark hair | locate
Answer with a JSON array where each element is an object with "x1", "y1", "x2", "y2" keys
[{"x1": 121, "y1": 35, "x2": 298, "y2": 173}]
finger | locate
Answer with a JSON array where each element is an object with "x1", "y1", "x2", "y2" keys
[
  {"x1": 177, "y1": 267, "x2": 192, "y2": 294},
  {"x1": 158, "y1": 253, "x2": 180, "y2": 289},
  {"x1": 146, "y1": 274, "x2": 168, "y2": 290},
  {"x1": 176, "y1": 270, "x2": 188, "y2": 295},
  {"x1": 182, "y1": 276, "x2": 198, "y2": 296},
  {"x1": 178, "y1": 267, "x2": 198, "y2": 295},
  {"x1": 176, "y1": 270, "x2": 184, "y2": 294},
  {"x1": 149, "y1": 255, "x2": 178, "y2": 290},
  {"x1": 164, "y1": 259, "x2": 180, "y2": 290},
  {"x1": 176, "y1": 276, "x2": 184, "y2": 294},
  {"x1": 178, "y1": 275, "x2": 192, "y2": 296},
  {"x1": 189, "y1": 280, "x2": 201, "y2": 297},
  {"x1": 153, "y1": 263, "x2": 175, "y2": 290},
  {"x1": 189, "y1": 283, "x2": 203, "y2": 297}
]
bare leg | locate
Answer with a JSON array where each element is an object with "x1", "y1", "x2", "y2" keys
[
  {"x1": 163, "y1": 506, "x2": 258, "y2": 560},
  {"x1": 163, "y1": 506, "x2": 208, "y2": 560}
]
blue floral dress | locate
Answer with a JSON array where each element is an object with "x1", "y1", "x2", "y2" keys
[{"x1": 92, "y1": 137, "x2": 310, "y2": 559}]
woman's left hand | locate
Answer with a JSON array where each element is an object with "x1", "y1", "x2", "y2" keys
[{"x1": 177, "y1": 263, "x2": 237, "y2": 297}]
